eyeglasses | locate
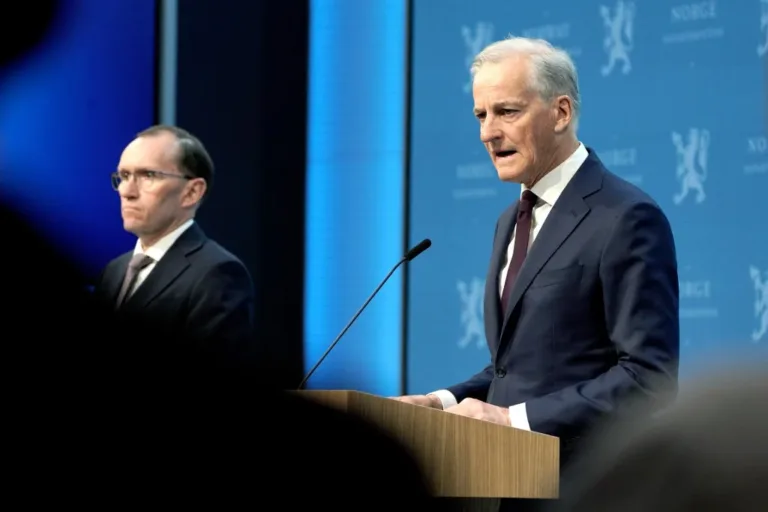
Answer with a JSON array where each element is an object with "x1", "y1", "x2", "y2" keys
[{"x1": 111, "y1": 169, "x2": 192, "y2": 191}]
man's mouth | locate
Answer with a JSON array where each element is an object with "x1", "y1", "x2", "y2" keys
[{"x1": 494, "y1": 149, "x2": 517, "y2": 159}]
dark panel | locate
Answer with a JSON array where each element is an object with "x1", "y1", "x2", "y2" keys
[
  {"x1": 175, "y1": 0, "x2": 309, "y2": 387},
  {"x1": 400, "y1": 0, "x2": 415, "y2": 395}
]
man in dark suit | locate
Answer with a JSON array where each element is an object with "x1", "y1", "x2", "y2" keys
[
  {"x1": 93, "y1": 125, "x2": 256, "y2": 364},
  {"x1": 398, "y1": 37, "x2": 679, "y2": 466}
]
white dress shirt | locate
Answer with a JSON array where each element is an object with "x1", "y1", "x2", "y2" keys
[
  {"x1": 430, "y1": 143, "x2": 589, "y2": 430},
  {"x1": 126, "y1": 219, "x2": 195, "y2": 298}
]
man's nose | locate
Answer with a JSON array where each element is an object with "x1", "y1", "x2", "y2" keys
[
  {"x1": 119, "y1": 180, "x2": 139, "y2": 199},
  {"x1": 480, "y1": 117, "x2": 501, "y2": 144}
]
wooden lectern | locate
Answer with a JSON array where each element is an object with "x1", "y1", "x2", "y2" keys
[{"x1": 298, "y1": 390, "x2": 559, "y2": 503}]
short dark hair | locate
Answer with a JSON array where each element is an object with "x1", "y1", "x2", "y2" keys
[{"x1": 137, "y1": 124, "x2": 215, "y2": 196}]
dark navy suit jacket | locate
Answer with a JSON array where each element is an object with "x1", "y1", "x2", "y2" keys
[
  {"x1": 93, "y1": 223, "x2": 257, "y2": 364},
  {"x1": 447, "y1": 148, "x2": 680, "y2": 450}
]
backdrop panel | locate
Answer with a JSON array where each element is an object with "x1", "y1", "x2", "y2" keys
[
  {"x1": 406, "y1": 0, "x2": 768, "y2": 393},
  {"x1": 304, "y1": 0, "x2": 408, "y2": 394}
]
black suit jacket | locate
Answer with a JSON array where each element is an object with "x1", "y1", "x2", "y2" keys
[
  {"x1": 447, "y1": 149, "x2": 680, "y2": 452},
  {"x1": 94, "y1": 223, "x2": 256, "y2": 364}
]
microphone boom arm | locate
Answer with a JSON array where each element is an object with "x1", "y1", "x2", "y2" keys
[{"x1": 297, "y1": 257, "x2": 407, "y2": 390}]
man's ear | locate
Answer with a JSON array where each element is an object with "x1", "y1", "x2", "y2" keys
[
  {"x1": 553, "y1": 95, "x2": 573, "y2": 133},
  {"x1": 182, "y1": 178, "x2": 207, "y2": 208}
]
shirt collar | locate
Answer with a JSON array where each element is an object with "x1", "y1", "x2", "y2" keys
[
  {"x1": 133, "y1": 219, "x2": 195, "y2": 262},
  {"x1": 523, "y1": 142, "x2": 588, "y2": 207}
]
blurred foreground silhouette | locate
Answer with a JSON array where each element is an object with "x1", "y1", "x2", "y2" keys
[
  {"x1": 1, "y1": 7, "x2": 433, "y2": 506},
  {"x1": 553, "y1": 366, "x2": 768, "y2": 512},
  {"x1": 2, "y1": 189, "x2": 434, "y2": 508}
]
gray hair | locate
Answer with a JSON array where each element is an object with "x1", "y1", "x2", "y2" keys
[{"x1": 470, "y1": 36, "x2": 581, "y2": 130}]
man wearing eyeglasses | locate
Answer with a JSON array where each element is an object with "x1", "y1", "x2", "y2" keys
[{"x1": 93, "y1": 125, "x2": 256, "y2": 365}]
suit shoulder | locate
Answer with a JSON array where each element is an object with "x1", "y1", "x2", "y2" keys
[
  {"x1": 593, "y1": 169, "x2": 677, "y2": 260},
  {"x1": 598, "y1": 168, "x2": 667, "y2": 215},
  {"x1": 195, "y1": 239, "x2": 250, "y2": 275},
  {"x1": 188, "y1": 240, "x2": 254, "y2": 300}
]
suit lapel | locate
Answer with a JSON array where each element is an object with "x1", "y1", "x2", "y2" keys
[
  {"x1": 123, "y1": 224, "x2": 206, "y2": 310},
  {"x1": 484, "y1": 205, "x2": 518, "y2": 349},
  {"x1": 499, "y1": 151, "x2": 604, "y2": 341},
  {"x1": 101, "y1": 253, "x2": 132, "y2": 305}
]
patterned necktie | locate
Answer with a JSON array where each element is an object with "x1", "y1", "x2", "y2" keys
[
  {"x1": 501, "y1": 190, "x2": 538, "y2": 314},
  {"x1": 115, "y1": 253, "x2": 154, "y2": 308}
]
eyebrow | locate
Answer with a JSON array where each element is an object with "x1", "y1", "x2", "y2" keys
[
  {"x1": 473, "y1": 99, "x2": 527, "y2": 116},
  {"x1": 117, "y1": 167, "x2": 153, "y2": 173}
]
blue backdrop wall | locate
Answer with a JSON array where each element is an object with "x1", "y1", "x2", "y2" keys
[
  {"x1": 0, "y1": 0, "x2": 157, "y2": 278},
  {"x1": 304, "y1": 0, "x2": 408, "y2": 394},
  {"x1": 405, "y1": 0, "x2": 768, "y2": 393}
]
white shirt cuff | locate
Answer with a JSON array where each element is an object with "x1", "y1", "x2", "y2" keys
[
  {"x1": 508, "y1": 402, "x2": 531, "y2": 430},
  {"x1": 428, "y1": 389, "x2": 457, "y2": 410}
]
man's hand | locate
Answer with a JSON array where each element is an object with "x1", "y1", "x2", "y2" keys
[
  {"x1": 445, "y1": 398, "x2": 510, "y2": 426},
  {"x1": 392, "y1": 394, "x2": 443, "y2": 410}
]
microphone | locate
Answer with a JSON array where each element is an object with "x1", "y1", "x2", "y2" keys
[
  {"x1": 404, "y1": 238, "x2": 431, "y2": 261},
  {"x1": 297, "y1": 238, "x2": 432, "y2": 390}
]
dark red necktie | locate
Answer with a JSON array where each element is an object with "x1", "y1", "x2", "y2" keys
[{"x1": 500, "y1": 190, "x2": 537, "y2": 314}]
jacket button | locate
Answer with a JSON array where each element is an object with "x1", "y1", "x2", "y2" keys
[{"x1": 495, "y1": 368, "x2": 506, "y2": 378}]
